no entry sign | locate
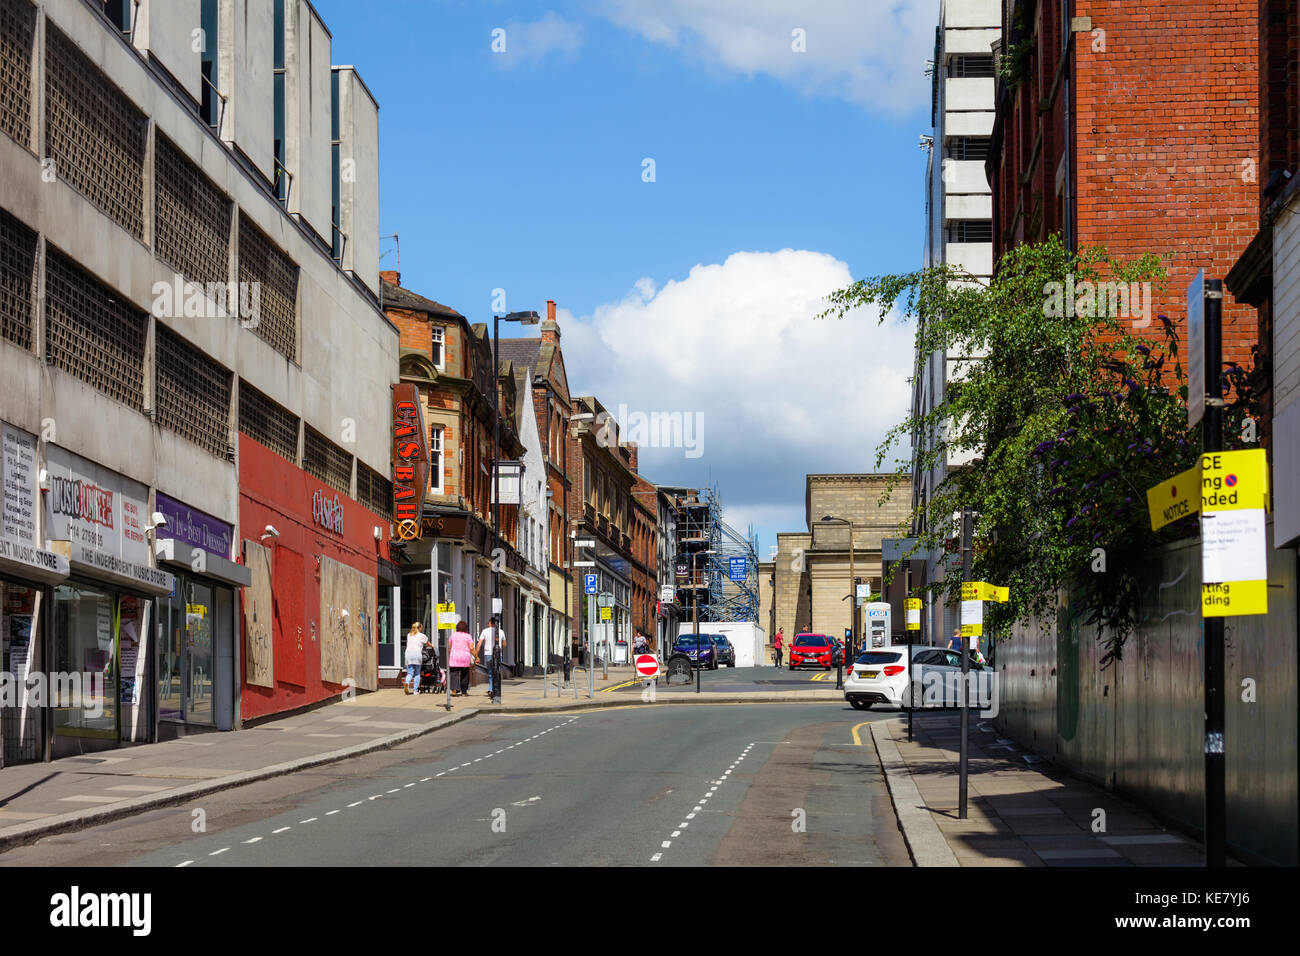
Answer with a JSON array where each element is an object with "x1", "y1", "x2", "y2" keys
[{"x1": 635, "y1": 654, "x2": 658, "y2": 677}]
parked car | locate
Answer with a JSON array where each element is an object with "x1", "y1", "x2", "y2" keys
[
  {"x1": 672, "y1": 632, "x2": 719, "y2": 669},
  {"x1": 844, "y1": 645, "x2": 993, "y2": 710},
  {"x1": 789, "y1": 633, "x2": 834, "y2": 670},
  {"x1": 711, "y1": 634, "x2": 736, "y2": 667}
]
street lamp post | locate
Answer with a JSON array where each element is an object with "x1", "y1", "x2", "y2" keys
[
  {"x1": 492, "y1": 310, "x2": 540, "y2": 705},
  {"x1": 820, "y1": 516, "x2": 855, "y2": 691}
]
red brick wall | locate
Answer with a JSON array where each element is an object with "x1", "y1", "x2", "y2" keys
[
  {"x1": 993, "y1": 2, "x2": 1261, "y2": 370},
  {"x1": 1073, "y1": 1, "x2": 1260, "y2": 367}
]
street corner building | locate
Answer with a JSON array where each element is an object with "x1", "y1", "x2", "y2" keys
[{"x1": 0, "y1": 0, "x2": 394, "y2": 764}]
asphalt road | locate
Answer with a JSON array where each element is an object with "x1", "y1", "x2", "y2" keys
[{"x1": 0, "y1": 703, "x2": 909, "y2": 867}]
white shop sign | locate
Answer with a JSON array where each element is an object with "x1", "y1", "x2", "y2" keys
[
  {"x1": 45, "y1": 445, "x2": 149, "y2": 566},
  {"x1": 1, "y1": 422, "x2": 37, "y2": 546}
]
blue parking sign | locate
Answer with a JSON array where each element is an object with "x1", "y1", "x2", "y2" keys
[{"x1": 584, "y1": 573, "x2": 598, "y2": 594}]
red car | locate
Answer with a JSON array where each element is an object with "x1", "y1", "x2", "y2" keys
[{"x1": 789, "y1": 633, "x2": 834, "y2": 670}]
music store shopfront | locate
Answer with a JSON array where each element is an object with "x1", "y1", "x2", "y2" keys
[
  {"x1": 152, "y1": 492, "x2": 250, "y2": 736},
  {"x1": 40, "y1": 446, "x2": 174, "y2": 761}
]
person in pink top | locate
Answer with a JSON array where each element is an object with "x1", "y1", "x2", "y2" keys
[{"x1": 447, "y1": 620, "x2": 477, "y2": 697}]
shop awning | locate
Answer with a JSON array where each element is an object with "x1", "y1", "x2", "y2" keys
[
  {"x1": 66, "y1": 542, "x2": 174, "y2": 596},
  {"x1": 0, "y1": 538, "x2": 70, "y2": 585},
  {"x1": 154, "y1": 539, "x2": 252, "y2": 588}
]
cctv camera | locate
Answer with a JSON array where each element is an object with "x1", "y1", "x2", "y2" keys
[
  {"x1": 261, "y1": 524, "x2": 280, "y2": 540},
  {"x1": 38, "y1": 469, "x2": 50, "y2": 491},
  {"x1": 340, "y1": 608, "x2": 350, "y2": 620},
  {"x1": 373, "y1": 525, "x2": 382, "y2": 540},
  {"x1": 151, "y1": 512, "x2": 168, "y2": 529}
]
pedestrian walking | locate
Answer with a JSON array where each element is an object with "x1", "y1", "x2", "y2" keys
[
  {"x1": 447, "y1": 620, "x2": 475, "y2": 697},
  {"x1": 403, "y1": 622, "x2": 430, "y2": 695},
  {"x1": 948, "y1": 627, "x2": 961, "y2": 651},
  {"x1": 773, "y1": 627, "x2": 784, "y2": 667},
  {"x1": 477, "y1": 616, "x2": 504, "y2": 701}
]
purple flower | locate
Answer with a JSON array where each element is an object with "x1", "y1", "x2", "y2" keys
[
  {"x1": 1066, "y1": 516, "x2": 1079, "y2": 528},
  {"x1": 1124, "y1": 378, "x2": 1140, "y2": 390},
  {"x1": 1062, "y1": 428, "x2": 1078, "y2": 439},
  {"x1": 1064, "y1": 393, "x2": 1085, "y2": 404},
  {"x1": 1135, "y1": 344, "x2": 1150, "y2": 355}
]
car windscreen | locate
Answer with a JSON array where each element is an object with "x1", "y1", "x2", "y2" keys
[
  {"x1": 855, "y1": 652, "x2": 903, "y2": 665},
  {"x1": 794, "y1": 635, "x2": 828, "y2": 646}
]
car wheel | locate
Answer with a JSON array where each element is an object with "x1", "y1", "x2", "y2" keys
[{"x1": 849, "y1": 699, "x2": 870, "y2": 710}]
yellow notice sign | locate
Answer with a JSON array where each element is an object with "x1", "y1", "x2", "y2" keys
[
  {"x1": 1147, "y1": 463, "x2": 1201, "y2": 531},
  {"x1": 959, "y1": 623, "x2": 982, "y2": 638},
  {"x1": 1202, "y1": 580, "x2": 1267, "y2": 617},
  {"x1": 905, "y1": 597, "x2": 921, "y2": 631},
  {"x1": 599, "y1": 606, "x2": 612, "y2": 621},
  {"x1": 1201, "y1": 448, "x2": 1269, "y2": 617},
  {"x1": 436, "y1": 602, "x2": 455, "y2": 613},
  {"x1": 1200, "y1": 449, "x2": 1268, "y2": 512},
  {"x1": 960, "y1": 582, "x2": 1009, "y2": 602}
]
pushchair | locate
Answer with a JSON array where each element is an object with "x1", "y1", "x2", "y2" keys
[{"x1": 418, "y1": 644, "x2": 447, "y2": 694}]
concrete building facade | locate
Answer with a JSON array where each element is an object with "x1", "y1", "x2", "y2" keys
[{"x1": 0, "y1": 0, "x2": 391, "y2": 763}]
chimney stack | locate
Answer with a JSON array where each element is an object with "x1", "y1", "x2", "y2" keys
[
  {"x1": 541, "y1": 300, "x2": 560, "y2": 344},
  {"x1": 380, "y1": 270, "x2": 401, "y2": 287}
]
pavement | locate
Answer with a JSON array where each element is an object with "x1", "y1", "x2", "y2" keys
[
  {"x1": 871, "y1": 713, "x2": 1215, "y2": 866},
  {"x1": 0, "y1": 664, "x2": 843, "y2": 853}
]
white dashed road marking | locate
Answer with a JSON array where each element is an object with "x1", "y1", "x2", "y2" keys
[
  {"x1": 650, "y1": 740, "x2": 758, "y2": 863},
  {"x1": 180, "y1": 716, "x2": 580, "y2": 866}
]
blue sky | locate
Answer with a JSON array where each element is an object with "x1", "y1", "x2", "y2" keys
[{"x1": 316, "y1": 0, "x2": 940, "y2": 556}]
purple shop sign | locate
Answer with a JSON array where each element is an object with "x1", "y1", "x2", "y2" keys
[{"x1": 154, "y1": 492, "x2": 233, "y2": 561}]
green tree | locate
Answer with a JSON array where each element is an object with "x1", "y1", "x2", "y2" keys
[{"x1": 821, "y1": 236, "x2": 1255, "y2": 663}]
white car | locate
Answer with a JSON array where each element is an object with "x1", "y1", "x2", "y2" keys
[{"x1": 844, "y1": 645, "x2": 993, "y2": 711}]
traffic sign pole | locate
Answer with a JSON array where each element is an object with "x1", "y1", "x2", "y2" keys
[
  {"x1": 1203, "y1": 278, "x2": 1226, "y2": 868},
  {"x1": 959, "y1": 508, "x2": 973, "y2": 820}
]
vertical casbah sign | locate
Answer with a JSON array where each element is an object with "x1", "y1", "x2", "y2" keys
[{"x1": 392, "y1": 384, "x2": 429, "y2": 541}]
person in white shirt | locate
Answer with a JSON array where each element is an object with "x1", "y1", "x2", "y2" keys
[
  {"x1": 404, "y1": 622, "x2": 431, "y2": 695},
  {"x1": 477, "y1": 616, "x2": 503, "y2": 701}
]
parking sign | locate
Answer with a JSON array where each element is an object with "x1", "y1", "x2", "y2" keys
[{"x1": 584, "y1": 573, "x2": 598, "y2": 594}]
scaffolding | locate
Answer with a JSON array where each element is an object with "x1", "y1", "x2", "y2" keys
[{"x1": 664, "y1": 484, "x2": 760, "y2": 624}]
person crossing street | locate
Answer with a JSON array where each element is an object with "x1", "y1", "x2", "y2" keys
[{"x1": 477, "y1": 616, "x2": 504, "y2": 702}]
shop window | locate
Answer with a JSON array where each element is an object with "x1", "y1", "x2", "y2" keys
[{"x1": 52, "y1": 583, "x2": 117, "y2": 741}]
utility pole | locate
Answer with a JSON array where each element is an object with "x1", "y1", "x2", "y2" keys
[{"x1": 959, "y1": 508, "x2": 973, "y2": 820}]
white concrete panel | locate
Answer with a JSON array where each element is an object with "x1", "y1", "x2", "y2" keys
[
  {"x1": 944, "y1": 0, "x2": 1001, "y2": 29},
  {"x1": 945, "y1": 77, "x2": 995, "y2": 112},
  {"x1": 945, "y1": 27, "x2": 1001, "y2": 54},
  {"x1": 337, "y1": 68, "x2": 379, "y2": 296},
  {"x1": 135, "y1": 0, "x2": 202, "y2": 101},
  {"x1": 946, "y1": 194, "x2": 992, "y2": 219},
  {"x1": 945, "y1": 242, "x2": 993, "y2": 277},
  {"x1": 945, "y1": 111, "x2": 994, "y2": 136},
  {"x1": 943, "y1": 159, "x2": 990, "y2": 195},
  {"x1": 285, "y1": 0, "x2": 332, "y2": 241},
  {"x1": 220, "y1": 0, "x2": 275, "y2": 181}
]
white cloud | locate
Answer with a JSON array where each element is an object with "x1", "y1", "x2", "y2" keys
[
  {"x1": 493, "y1": 12, "x2": 584, "y2": 67},
  {"x1": 593, "y1": 0, "x2": 942, "y2": 114},
  {"x1": 559, "y1": 249, "x2": 915, "y2": 541}
]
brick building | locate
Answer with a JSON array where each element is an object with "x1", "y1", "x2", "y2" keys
[
  {"x1": 499, "y1": 304, "x2": 576, "y2": 664},
  {"x1": 988, "y1": 0, "x2": 1260, "y2": 368},
  {"x1": 382, "y1": 272, "x2": 531, "y2": 678}
]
